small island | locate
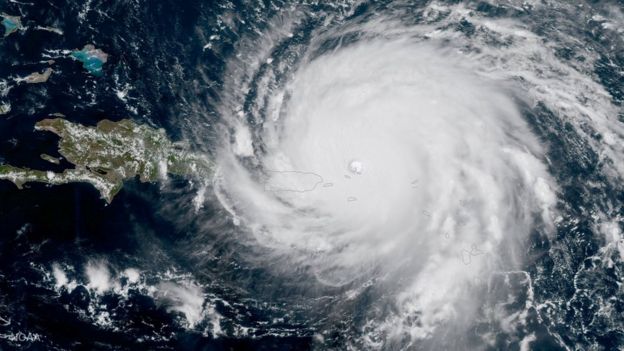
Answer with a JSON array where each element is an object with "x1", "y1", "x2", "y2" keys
[
  {"x1": 1, "y1": 13, "x2": 21, "y2": 37},
  {"x1": 71, "y1": 44, "x2": 108, "y2": 76},
  {"x1": 0, "y1": 102, "x2": 10, "y2": 115},
  {"x1": 18, "y1": 68, "x2": 53, "y2": 84},
  {"x1": 40, "y1": 153, "x2": 61, "y2": 164},
  {"x1": 0, "y1": 118, "x2": 212, "y2": 203}
]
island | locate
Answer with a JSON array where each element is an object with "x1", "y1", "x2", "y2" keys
[
  {"x1": 71, "y1": 44, "x2": 108, "y2": 76},
  {"x1": 0, "y1": 118, "x2": 212, "y2": 203},
  {"x1": 17, "y1": 68, "x2": 53, "y2": 84},
  {"x1": 40, "y1": 153, "x2": 60, "y2": 164},
  {"x1": 0, "y1": 102, "x2": 10, "y2": 115},
  {"x1": 1, "y1": 13, "x2": 21, "y2": 37}
]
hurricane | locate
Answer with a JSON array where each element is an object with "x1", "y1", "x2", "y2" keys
[
  {"x1": 1, "y1": 0, "x2": 623, "y2": 350},
  {"x1": 215, "y1": 23, "x2": 557, "y2": 346},
  {"x1": 189, "y1": 1, "x2": 624, "y2": 349}
]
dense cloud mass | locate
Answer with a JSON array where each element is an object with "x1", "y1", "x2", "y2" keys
[
  {"x1": 217, "y1": 36, "x2": 556, "y2": 343},
  {"x1": 208, "y1": 2, "x2": 624, "y2": 349}
]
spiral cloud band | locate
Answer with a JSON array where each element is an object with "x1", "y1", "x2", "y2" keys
[
  {"x1": 198, "y1": 1, "x2": 624, "y2": 348},
  {"x1": 213, "y1": 17, "x2": 562, "y2": 346}
]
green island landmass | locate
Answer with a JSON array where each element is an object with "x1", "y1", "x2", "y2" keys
[
  {"x1": 0, "y1": 118, "x2": 212, "y2": 203},
  {"x1": 40, "y1": 153, "x2": 60, "y2": 164},
  {"x1": 0, "y1": 103, "x2": 10, "y2": 115}
]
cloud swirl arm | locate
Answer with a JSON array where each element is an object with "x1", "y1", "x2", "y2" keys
[{"x1": 212, "y1": 19, "x2": 560, "y2": 346}]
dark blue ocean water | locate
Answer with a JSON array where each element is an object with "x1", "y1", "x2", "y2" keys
[{"x1": 0, "y1": 0, "x2": 314, "y2": 349}]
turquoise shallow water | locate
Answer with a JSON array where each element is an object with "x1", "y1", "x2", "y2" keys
[
  {"x1": 2, "y1": 18, "x2": 17, "y2": 36},
  {"x1": 71, "y1": 50, "x2": 105, "y2": 76}
]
